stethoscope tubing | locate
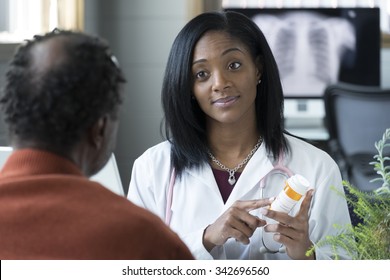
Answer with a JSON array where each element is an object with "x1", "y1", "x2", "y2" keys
[
  {"x1": 165, "y1": 160, "x2": 294, "y2": 254},
  {"x1": 165, "y1": 154, "x2": 294, "y2": 225}
]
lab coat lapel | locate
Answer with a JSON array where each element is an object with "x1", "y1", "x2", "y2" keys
[
  {"x1": 224, "y1": 144, "x2": 274, "y2": 209},
  {"x1": 186, "y1": 162, "x2": 222, "y2": 199}
]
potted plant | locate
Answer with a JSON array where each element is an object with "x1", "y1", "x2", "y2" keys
[{"x1": 307, "y1": 128, "x2": 390, "y2": 259}]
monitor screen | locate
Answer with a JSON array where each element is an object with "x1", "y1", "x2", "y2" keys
[{"x1": 225, "y1": 7, "x2": 381, "y2": 98}]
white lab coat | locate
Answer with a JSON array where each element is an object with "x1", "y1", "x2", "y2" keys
[{"x1": 128, "y1": 134, "x2": 352, "y2": 259}]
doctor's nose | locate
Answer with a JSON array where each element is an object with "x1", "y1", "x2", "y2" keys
[{"x1": 211, "y1": 71, "x2": 231, "y2": 92}]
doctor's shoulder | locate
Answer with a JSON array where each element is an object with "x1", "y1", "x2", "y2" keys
[
  {"x1": 133, "y1": 141, "x2": 171, "y2": 177},
  {"x1": 134, "y1": 141, "x2": 172, "y2": 165},
  {"x1": 285, "y1": 134, "x2": 338, "y2": 168}
]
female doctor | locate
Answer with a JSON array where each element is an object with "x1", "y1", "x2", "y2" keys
[{"x1": 128, "y1": 11, "x2": 352, "y2": 260}]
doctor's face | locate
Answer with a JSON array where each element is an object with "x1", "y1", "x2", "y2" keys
[{"x1": 191, "y1": 31, "x2": 261, "y2": 127}]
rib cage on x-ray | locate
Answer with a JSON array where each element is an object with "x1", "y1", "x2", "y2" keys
[{"x1": 252, "y1": 12, "x2": 356, "y2": 96}]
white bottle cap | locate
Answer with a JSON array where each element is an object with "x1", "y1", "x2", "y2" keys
[{"x1": 287, "y1": 174, "x2": 310, "y2": 195}]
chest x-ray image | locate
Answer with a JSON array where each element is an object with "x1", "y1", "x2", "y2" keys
[{"x1": 252, "y1": 11, "x2": 356, "y2": 97}]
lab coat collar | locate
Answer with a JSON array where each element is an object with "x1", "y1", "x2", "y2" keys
[
  {"x1": 224, "y1": 143, "x2": 274, "y2": 208},
  {"x1": 186, "y1": 162, "x2": 222, "y2": 199},
  {"x1": 185, "y1": 143, "x2": 275, "y2": 209}
]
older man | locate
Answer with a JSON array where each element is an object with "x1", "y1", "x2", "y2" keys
[{"x1": 0, "y1": 29, "x2": 192, "y2": 260}]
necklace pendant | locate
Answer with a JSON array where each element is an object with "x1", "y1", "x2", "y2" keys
[
  {"x1": 228, "y1": 176, "x2": 236, "y2": 185},
  {"x1": 208, "y1": 136, "x2": 263, "y2": 187}
]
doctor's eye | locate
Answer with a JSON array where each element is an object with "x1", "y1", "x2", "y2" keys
[
  {"x1": 228, "y1": 62, "x2": 241, "y2": 70},
  {"x1": 195, "y1": 70, "x2": 209, "y2": 81}
]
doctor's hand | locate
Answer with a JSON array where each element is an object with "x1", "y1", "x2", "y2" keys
[
  {"x1": 261, "y1": 189, "x2": 315, "y2": 260},
  {"x1": 202, "y1": 198, "x2": 273, "y2": 252}
]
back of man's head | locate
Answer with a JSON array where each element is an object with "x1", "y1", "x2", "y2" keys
[{"x1": 0, "y1": 29, "x2": 126, "y2": 154}]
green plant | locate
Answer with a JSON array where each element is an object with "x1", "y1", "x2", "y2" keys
[
  {"x1": 371, "y1": 128, "x2": 390, "y2": 195},
  {"x1": 307, "y1": 128, "x2": 390, "y2": 259}
]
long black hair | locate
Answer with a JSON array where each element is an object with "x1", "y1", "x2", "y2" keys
[{"x1": 161, "y1": 11, "x2": 288, "y2": 176}]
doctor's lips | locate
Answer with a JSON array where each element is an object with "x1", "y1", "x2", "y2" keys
[{"x1": 212, "y1": 96, "x2": 239, "y2": 107}]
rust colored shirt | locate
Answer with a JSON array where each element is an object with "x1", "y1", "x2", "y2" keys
[{"x1": 0, "y1": 149, "x2": 193, "y2": 260}]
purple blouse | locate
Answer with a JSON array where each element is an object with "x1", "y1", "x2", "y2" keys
[{"x1": 212, "y1": 168, "x2": 242, "y2": 203}]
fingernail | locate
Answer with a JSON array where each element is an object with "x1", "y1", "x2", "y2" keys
[
  {"x1": 259, "y1": 207, "x2": 268, "y2": 216},
  {"x1": 269, "y1": 196, "x2": 275, "y2": 202}
]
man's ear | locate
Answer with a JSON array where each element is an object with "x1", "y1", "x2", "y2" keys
[{"x1": 88, "y1": 115, "x2": 108, "y2": 150}]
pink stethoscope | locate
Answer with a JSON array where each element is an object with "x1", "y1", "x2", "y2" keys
[{"x1": 164, "y1": 153, "x2": 294, "y2": 254}]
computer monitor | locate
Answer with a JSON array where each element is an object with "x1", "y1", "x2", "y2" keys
[
  {"x1": 0, "y1": 147, "x2": 124, "y2": 196},
  {"x1": 0, "y1": 146, "x2": 12, "y2": 167},
  {"x1": 225, "y1": 7, "x2": 381, "y2": 99},
  {"x1": 90, "y1": 153, "x2": 124, "y2": 196}
]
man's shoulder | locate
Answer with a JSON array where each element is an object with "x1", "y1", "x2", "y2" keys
[{"x1": 102, "y1": 198, "x2": 193, "y2": 259}]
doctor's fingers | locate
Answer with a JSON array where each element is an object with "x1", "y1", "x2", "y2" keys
[
  {"x1": 261, "y1": 190, "x2": 314, "y2": 227},
  {"x1": 297, "y1": 189, "x2": 314, "y2": 219},
  {"x1": 264, "y1": 207, "x2": 310, "y2": 248},
  {"x1": 204, "y1": 213, "x2": 259, "y2": 247},
  {"x1": 269, "y1": 229, "x2": 313, "y2": 260},
  {"x1": 262, "y1": 207, "x2": 309, "y2": 231},
  {"x1": 261, "y1": 208, "x2": 293, "y2": 226},
  {"x1": 221, "y1": 217, "x2": 258, "y2": 245},
  {"x1": 232, "y1": 198, "x2": 273, "y2": 212},
  {"x1": 264, "y1": 219, "x2": 308, "y2": 239},
  {"x1": 227, "y1": 203, "x2": 267, "y2": 229},
  {"x1": 268, "y1": 222, "x2": 313, "y2": 260}
]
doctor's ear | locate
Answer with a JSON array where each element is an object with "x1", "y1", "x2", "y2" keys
[{"x1": 255, "y1": 55, "x2": 264, "y2": 81}]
